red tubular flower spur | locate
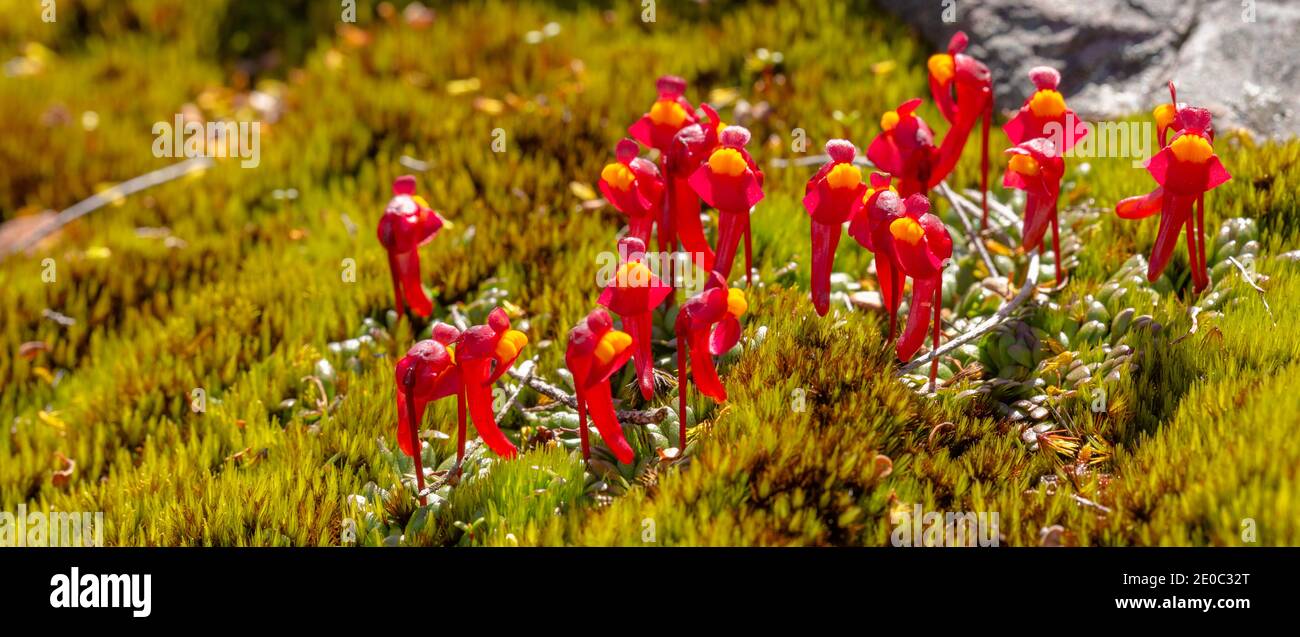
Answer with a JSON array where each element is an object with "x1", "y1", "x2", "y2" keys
[
  {"x1": 1003, "y1": 138, "x2": 1067, "y2": 284},
  {"x1": 673, "y1": 272, "x2": 747, "y2": 450},
  {"x1": 928, "y1": 31, "x2": 993, "y2": 223},
  {"x1": 688, "y1": 125, "x2": 765, "y2": 286},
  {"x1": 885, "y1": 194, "x2": 953, "y2": 388},
  {"x1": 395, "y1": 336, "x2": 461, "y2": 504},
  {"x1": 598, "y1": 237, "x2": 672, "y2": 401},
  {"x1": 1115, "y1": 82, "x2": 1231, "y2": 293},
  {"x1": 377, "y1": 175, "x2": 447, "y2": 318},
  {"x1": 599, "y1": 138, "x2": 665, "y2": 246},
  {"x1": 565, "y1": 308, "x2": 637, "y2": 464},
  {"x1": 803, "y1": 139, "x2": 867, "y2": 316}
]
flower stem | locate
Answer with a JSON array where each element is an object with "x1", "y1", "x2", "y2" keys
[
  {"x1": 980, "y1": 106, "x2": 991, "y2": 228},
  {"x1": 456, "y1": 385, "x2": 468, "y2": 469},
  {"x1": 661, "y1": 155, "x2": 679, "y2": 308},
  {"x1": 743, "y1": 223, "x2": 753, "y2": 287},
  {"x1": 890, "y1": 266, "x2": 901, "y2": 342},
  {"x1": 1050, "y1": 215, "x2": 1062, "y2": 285},
  {"x1": 677, "y1": 334, "x2": 689, "y2": 451},
  {"x1": 576, "y1": 384, "x2": 590, "y2": 461},
  {"x1": 929, "y1": 283, "x2": 942, "y2": 391},
  {"x1": 1194, "y1": 195, "x2": 1208, "y2": 292}
]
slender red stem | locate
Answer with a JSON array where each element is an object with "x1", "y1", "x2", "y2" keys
[
  {"x1": 888, "y1": 266, "x2": 902, "y2": 342},
  {"x1": 576, "y1": 384, "x2": 590, "y2": 461},
  {"x1": 404, "y1": 379, "x2": 426, "y2": 506},
  {"x1": 456, "y1": 384, "x2": 468, "y2": 468},
  {"x1": 980, "y1": 105, "x2": 991, "y2": 228},
  {"x1": 677, "y1": 331, "x2": 689, "y2": 451},
  {"x1": 1195, "y1": 195, "x2": 1208, "y2": 292},
  {"x1": 1051, "y1": 215, "x2": 1062, "y2": 285},
  {"x1": 661, "y1": 155, "x2": 678, "y2": 307},
  {"x1": 929, "y1": 284, "x2": 942, "y2": 390},
  {"x1": 1185, "y1": 197, "x2": 1208, "y2": 293},
  {"x1": 667, "y1": 249, "x2": 677, "y2": 306},
  {"x1": 743, "y1": 222, "x2": 753, "y2": 287}
]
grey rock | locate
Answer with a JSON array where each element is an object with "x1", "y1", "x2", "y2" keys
[{"x1": 876, "y1": 0, "x2": 1299, "y2": 139}]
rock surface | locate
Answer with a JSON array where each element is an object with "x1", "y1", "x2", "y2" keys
[{"x1": 876, "y1": 0, "x2": 1298, "y2": 139}]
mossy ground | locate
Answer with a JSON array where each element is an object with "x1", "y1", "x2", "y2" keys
[{"x1": 2, "y1": 0, "x2": 1298, "y2": 546}]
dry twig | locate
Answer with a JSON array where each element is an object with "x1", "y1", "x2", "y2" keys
[
  {"x1": 899, "y1": 252, "x2": 1041, "y2": 375},
  {"x1": 2, "y1": 157, "x2": 214, "y2": 258},
  {"x1": 1171, "y1": 305, "x2": 1203, "y2": 345},
  {"x1": 936, "y1": 181, "x2": 999, "y2": 277},
  {"x1": 495, "y1": 359, "x2": 535, "y2": 421},
  {"x1": 1226, "y1": 256, "x2": 1275, "y2": 324},
  {"x1": 504, "y1": 367, "x2": 670, "y2": 425}
]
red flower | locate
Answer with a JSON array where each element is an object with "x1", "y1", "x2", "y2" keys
[
  {"x1": 598, "y1": 138, "x2": 665, "y2": 246},
  {"x1": 1115, "y1": 82, "x2": 1231, "y2": 293},
  {"x1": 630, "y1": 76, "x2": 701, "y2": 274},
  {"x1": 1003, "y1": 66, "x2": 1086, "y2": 154},
  {"x1": 1002, "y1": 137, "x2": 1067, "y2": 283},
  {"x1": 597, "y1": 237, "x2": 672, "y2": 401},
  {"x1": 803, "y1": 139, "x2": 867, "y2": 315},
  {"x1": 885, "y1": 195, "x2": 952, "y2": 386},
  {"x1": 393, "y1": 313, "x2": 527, "y2": 502},
  {"x1": 629, "y1": 75, "x2": 698, "y2": 152},
  {"x1": 847, "y1": 173, "x2": 903, "y2": 340},
  {"x1": 395, "y1": 334, "x2": 461, "y2": 504},
  {"x1": 377, "y1": 176, "x2": 446, "y2": 318},
  {"x1": 665, "y1": 104, "x2": 724, "y2": 271},
  {"x1": 439, "y1": 308, "x2": 529, "y2": 461},
  {"x1": 867, "y1": 98, "x2": 938, "y2": 198},
  {"x1": 673, "y1": 272, "x2": 747, "y2": 450},
  {"x1": 688, "y1": 125, "x2": 765, "y2": 286},
  {"x1": 565, "y1": 308, "x2": 636, "y2": 464},
  {"x1": 928, "y1": 31, "x2": 993, "y2": 223}
]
